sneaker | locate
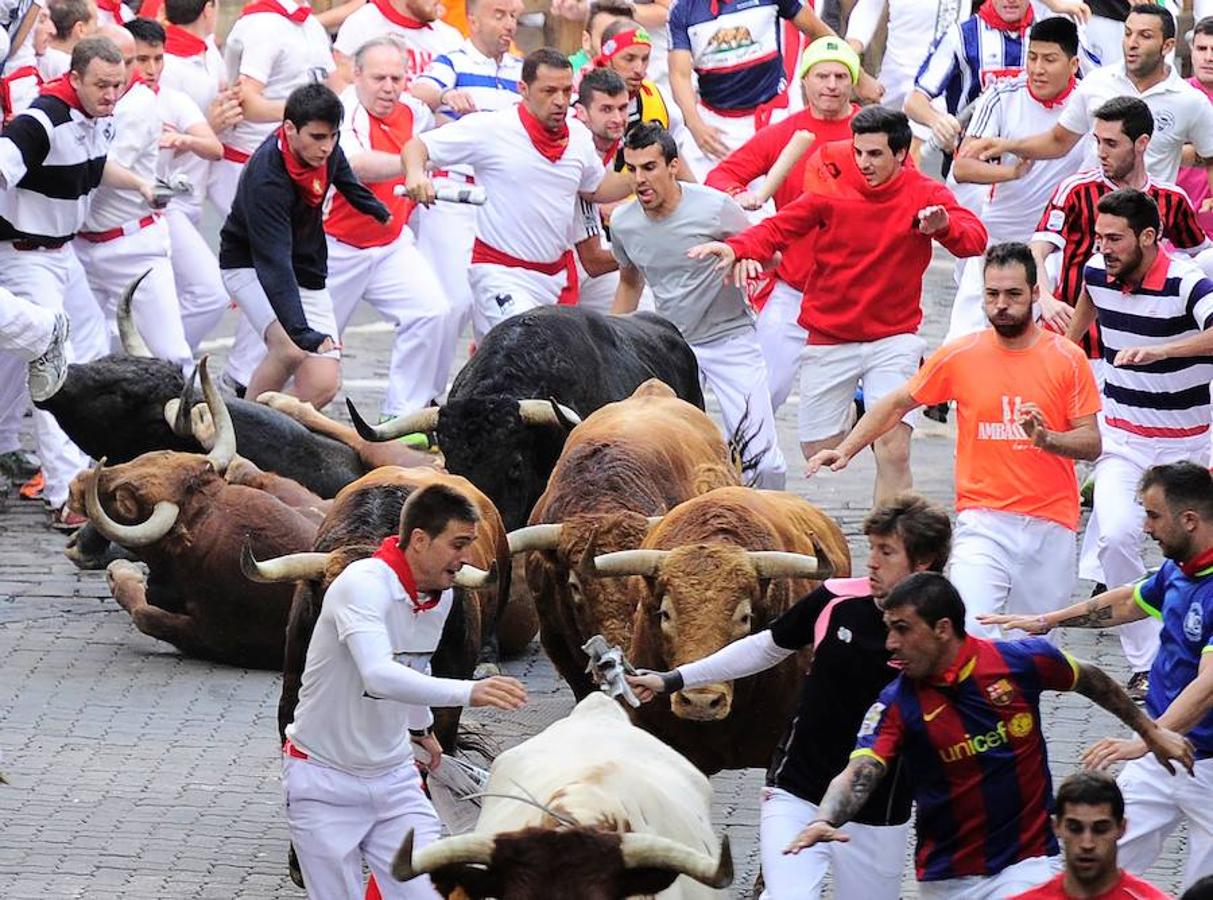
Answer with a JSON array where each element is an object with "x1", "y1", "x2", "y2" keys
[
  {"x1": 27, "y1": 312, "x2": 70, "y2": 402},
  {"x1": 48, "y1": 504, "x2": 86, "y2": 532},
  {"x1": 18, "y1": 469, "x2": 44, "y2": 501},
  {"x1": 0, "y1": 449, "x2": 40, "y2": 479},
  {"x1": 1126, "y1": 670, "x2": 1150, "y2": 703}
]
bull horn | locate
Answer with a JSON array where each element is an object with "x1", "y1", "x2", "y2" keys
[
  {"x1": 619, "y1": 833, "x2": 733, "y2": 889},
  {"x1": 589, "y1": 549, "x2": 670, "y2": 578},
  {"x1": 506, "y1": 524, "x2": 563, "y2": 555},
  {"x1": 347, "y1": 397, "x2": 440, "y2": 442},
  {"x1": 453, "y1": 560, "x2": 497, "y2": 589},
  {"x1": 747, "y1": 551, "x2": 829, "y2": 580},
  {"x1": 117, "y1": 269, "x2": 154, "y2": 358},
  {"x1": 645, "y1": 516, "x2": 664, "y2": 530},
  {"x1": 518, "y1": 399, "x2": 581, "y2": 429},
  {"x1": 240, "y1": 540, "x2": 331, "y2": 583},
  {"x1": 86, "y1": 457, "x2": 180, "y2": 547},
  {"x1": 198, "y1": 356, "x2": 236, "y2": 474},
  {"x1": 392, "y1": 828, "x2": 495, "y2": 881},
  {"x1": 165, "y1": 366, "x2": 199, "y2": 438}
]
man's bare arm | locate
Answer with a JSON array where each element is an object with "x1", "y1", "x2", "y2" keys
[
  {"x1": 977, "y1": 584, "x2": 1145, "y2": 633},
  {"x1": 817, "y1": 755, "x2": 887, "y2": 826},
  {"x1": 611, "y1": 263, "x2": 644, "y2": 313}
]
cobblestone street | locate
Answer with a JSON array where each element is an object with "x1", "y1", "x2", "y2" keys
[{"x1": 0, "y1": 250, "x2": 1191, "y2": 898}]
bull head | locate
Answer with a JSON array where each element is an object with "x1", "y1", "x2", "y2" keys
[
  {"x1": 346, "y1": 398, "x2": 583, "y2": 444},
  {"x1": 589, "y1": 548, "x2": 827, "y2": 579},
  {"x1": 241, "y1": 541, "x2": 498, "y2": 589},
  {"x1": 116, "y1": 269, "x2": 154, "y2": 358}
]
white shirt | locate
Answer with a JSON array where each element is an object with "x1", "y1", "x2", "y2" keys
[
  {"x1": 155, "y1": 85, "x2": 209, "y2": 212},
  {"x1": 222, "y1": 4, "x2": 334, "y2": 154},
  {"x1": 285, "y1": 558, "x2": 473, "y2": 776},
  {"x1": 161, "y1": 35, "x2": 225, "y2": 115},
  {"x1": 421, "y1": 107, "x2": 606, "y2": 263},
  {"x1": 1059, "y1": 62, "x2": 1213, "y2": 182},
  {"x1": 38, "y1": 46, "x2": 69, "y2": 81},
  {"x1": 415, "y1": 40, "x2": 522, "y2": 116},
  {"x1": 967, "y1": 75, "x2": 1087, "y2": 245},
  {"x1": 847, "y1": 0, "x2": 970, "y2": 95},
  {"x1": 83, "y1": 82, "x2": 161, "y2": 232},
  {"x1": 332, "y1": 5, "x2": 460, "y2": 87}
]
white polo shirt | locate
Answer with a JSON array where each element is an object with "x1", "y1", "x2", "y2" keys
[
  {"x1": 1058, "y1": 62, "x2": 1213, "y2": 182},
  {"x1": 83, "y1": 82, "x2": 173, "y2": 232},
  {"x1": 222, "y1": 3, "x2": 334, "y2": 155},
  {"x1": 333, "y1": 5, "x2": 461, "y2": 87},
  {"x1": 415, "y1": 40, "x2": 523, "y2": 116},
  {"x1": 421, "y1": 107, "x2": 606, "y2": 263},
  {"x1": 967, "y1": 75, "x2": 1087, "y2": 245},
  {"x1": 286, "y1": 558, "x2": 474, "y2": 776}
]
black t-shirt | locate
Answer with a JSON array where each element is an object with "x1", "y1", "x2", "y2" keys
[{"x1": 764, "y1": 582, "x2": 913, "y2": 826}]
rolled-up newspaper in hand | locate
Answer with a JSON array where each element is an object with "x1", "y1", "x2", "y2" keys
[{"x1": 393, "y1": 184, "x2": 487, "y2": 205}]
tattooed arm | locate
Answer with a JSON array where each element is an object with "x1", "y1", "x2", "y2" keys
[
  {"x1": 782, "y1": 755, "x2": 887, "y2": 853},
  {"x1": 977, "y1": 584, "x2": 1146, "y2": 634},
  {"x1": 1072, "y1": 659, "x2": 1195, "y2": 776}
]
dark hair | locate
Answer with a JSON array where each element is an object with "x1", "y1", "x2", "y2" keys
[
  {"x1": 1181, "y1": 875, "x2": 1213, "y2": 900},
  {"x1": 1093, "y1": 95, "x2": 1154, "y2": 142},
  {"x1": 851, "y1": 105, "x2": 912, "y2": 155},
  {"x1": 586, "y1": 0, "x2": 634, "y2": 34},
  {"x1": 577, "y1": 66, "x2": 628, "y2": 106},
  {"x1": 71, "y1": 36, "x2": 123, "y2": 74},
  {"x1": 164, "y1": 0, "x2": 211, "y2": 26},
  {"x1": 124, "y1": 17, "x2": 166, "y2": 46},
  {"x1": 882, "y1": 572, "x2": 967, "y2": 637},
  {"x1": 1140, "y1": 462, "x2": 1213, "y2": 521},
  {"x1": 1029, "y1": 15, "x2": 1078, "y2": 57},
  {"x1": 1053, "y1": 771, "x2": 1125, "y2": 822},
  {"x1": 1128, "y1": 2, "x2": 1175, "y2": 41},
  {"x1": 49, "y1": 0, "x2": 94, "y2": 40},
  {"x1": 522, "y1": 47, "x2": 573, "y2": 85},
  {"x1": 862, "y1": 493, "x2": 952, "y2": 572},
  {"x1": 283, "y1": 83, "x2": 343, "y2": 131},
  {"x1": 1096, "y1": 188, "x2": 1160, "y2": 237},
  {"x1": 622, "y1": 121, "x2": 678, "y2": 163},
  {"x1": 1195, "y1": 16, "x2": 1213, "y2": 40},
  {"x1": 984, "y1": 242, "x2": 1037, "y2": 287},
  {"x1": 398, "y1": 483, "x2": 480, "y2": 541}
]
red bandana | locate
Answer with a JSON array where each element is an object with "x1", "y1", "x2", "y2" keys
[
  {"x1": 372, "y1": 536, "x2": 442, "y2": 611},
  {"x1": 600, "y1": 138, "x2": 620, "y2": 168},
  {"x1": 518, "y1": 103, "x2": 568, "y2": 163},
  {"x1": 278, "y1": 125, "x2": 330, "y2": 206},
  {"x1": 977, "y1": 2, "x2": 1034, "y2": 34},
  {"x1": 126, "y1": 67, "x2": 157, "y2": 95},
  {"x1": 164, "y1": 24, "x2": 209, "y2": 58},
  {"x1": 1028, "y1": 74, "x2": 1075, "y2": 109},
  {"x1": 140, "y1": 0, "x2": 163, "y2": 17},
  {"x1": 94, "y1": 0, "x2": 128, "y2": 19},
  {"x1": 241, "y1": 0, "x2": 311, "y2": 23},
  {"x1": 593, "y1": 26, "x2": 652, "y2": 67},
  {"x1": 1180, "y1": 546, "x2": 1213, "y2": 578},
  {"x1": 370, "y1": 0, "x2": 429, "y2": 28},
  {"x1": 40, "y1": 75, "x2": 86, "y2": 115}
]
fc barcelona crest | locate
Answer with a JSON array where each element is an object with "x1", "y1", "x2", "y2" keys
[{"x1": 985, "y1": 678, "x2": 1014, "y2": 706}]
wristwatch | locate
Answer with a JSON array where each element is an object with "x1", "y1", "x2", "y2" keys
[{"x1": 408, "y1": 726, "x2": 434, "y2": 739}]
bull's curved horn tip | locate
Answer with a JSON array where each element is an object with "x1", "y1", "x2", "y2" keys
[{"x1": 345, "y1": 397, "x2": 379, "y2": 441}]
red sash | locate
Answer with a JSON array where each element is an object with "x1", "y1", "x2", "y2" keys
[{"x1": 471, "y1": 238, "x2": 580, "y2": 306}]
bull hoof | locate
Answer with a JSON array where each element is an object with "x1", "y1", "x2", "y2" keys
[
  {"x1": 64, "y1": 527, "x2": 136, "y2": 570},
  {"x1": 105, "y1": 559, "x2": 146, "y2": 596},
  {"x1": 472, "y1": 662, "x2": 501, "y2": 680}
]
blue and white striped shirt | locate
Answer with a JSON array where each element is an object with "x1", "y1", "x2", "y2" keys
[
  {"x1": 914, "y1": 16, "x2": 1027, "y2": 116},
  {"x1": 416, "y1": 41, "x2": 522, "y2": 119}
]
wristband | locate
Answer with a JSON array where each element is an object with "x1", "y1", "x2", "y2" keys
[{"x1": 408, "y1": 727, "x2": 434, "y2": 739}]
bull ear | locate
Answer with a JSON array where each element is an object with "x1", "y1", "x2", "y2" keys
[
  {"x1": 620, "y1": 868, "x2": 681, "y2": 897},
  {"x1": 430, "y1": 864, "x2": 500, "y2": 899}
]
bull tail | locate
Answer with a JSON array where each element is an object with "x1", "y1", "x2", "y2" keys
[{"x1": 726, "y1": 401, "x2": 766, "y2": 487}]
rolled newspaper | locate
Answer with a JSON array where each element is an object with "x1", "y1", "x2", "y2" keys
[{"x1": 393, "y1": 183, "x2": 487, "y2": 205}]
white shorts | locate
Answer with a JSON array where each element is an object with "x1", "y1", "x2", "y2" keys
[
  {"x1": 1118, "y1": 755, "x2": 1213, "y2": 890},
  {"x1": 917, "y1": 855, "x2": 1057, "y2": 900},
  {"x1": 467, "y1": 262, "x2": 566, "y2": 341},
  {"x1": 797, "y1": 332, "x2": 925, "y2": 442},
  {"x1": 221, "y1": 267, "x2": 340, "y2": 359}
]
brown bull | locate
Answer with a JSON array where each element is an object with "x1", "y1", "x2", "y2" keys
[
  {"x1": 507, "y1": 380, "x2": 739, "y2": 698},
  {"x1": 591, "y1": 487, "x2": 850, "y2": 774},
  {"x1": 72, "y1": 358, "x2": 320, "y2": 669},
  {"x1": 241, "y1": 466, "x2": 508, "y2": 748}
]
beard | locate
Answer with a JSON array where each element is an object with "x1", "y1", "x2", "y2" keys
[{"x1": 989, "y1": 311, "x2": 1032, "y2": 338}]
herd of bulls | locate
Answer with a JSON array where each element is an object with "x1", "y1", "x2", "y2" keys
[{"x1": 37, "y1": 277, "x2": 854, "y2": 898}]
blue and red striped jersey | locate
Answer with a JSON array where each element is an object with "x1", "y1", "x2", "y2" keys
[{"x1": 852, "y1": 636, "x2": 1079, "y2": 882}]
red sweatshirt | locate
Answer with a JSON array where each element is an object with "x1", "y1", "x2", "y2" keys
[
  {"x1": 726, "y1": 140, "x2": 988, "y2": 345},
  {"x1": 706, "y1": 106, "x2": 857, "y2": 291}
]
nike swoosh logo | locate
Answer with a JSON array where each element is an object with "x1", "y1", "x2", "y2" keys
[{"x1": 923, "y1": 704, "x2": 947, "y2": 722}]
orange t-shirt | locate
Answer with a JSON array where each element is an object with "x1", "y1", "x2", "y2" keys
[{"x1": 907, "y1": 329, "x2": 1101, "y2": 530}]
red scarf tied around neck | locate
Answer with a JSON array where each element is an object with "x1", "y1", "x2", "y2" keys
[
  {"x1": 278, "y1": 125, "x2": 330, "y2": 206},
  {"x1": 40, "y1": 76, "x2": 86, "y2": 115},
  {"x1": 977, "y1": 1, "x2": 1034, "y2": 34},
  {"x1": 372, "y1": 536, "x2": 442, "y2": 611},
  {"x1": 370, "y1": 0, "x2": 429, "y2": 28},
  {"x1": 164, "y1": 24, "x2": 209, "y2": 57},
  {"x1": 517, "y1": 103, "x2": 569, "y2": 163},
  {"x1": 241, "y1": 0, "x2": 311, "y2": 23},
  {"x1": 1180, "y1": 546, "x2": 1213, "y2": 578}
]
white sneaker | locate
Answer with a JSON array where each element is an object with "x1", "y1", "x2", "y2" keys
[{"x1": 27, "y1": 312, "x2": 70, "y2": 402}]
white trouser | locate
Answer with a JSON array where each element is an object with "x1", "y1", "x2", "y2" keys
[
  {"x1": 467, "y1": 262, "x2": 566, "y2": 342},
  {"x1": 758, "y1": 787, "x2": 907, "y2": 899},
  {"x1": 222, "y1": 268, "x2": 341, "y2": 360},
  {"x1": 950, "y1": 509, "x2": 1077, "y2": 640},
  {"x1": 946, "y1": 255, "x2": 988, "y2": 344},
  {"x1": 0, "y1": 285, "x2": 57, "y2": 359},
  {"x1": 755, "y1": 278, "x2": 806, "y2": 413},
  {"x1": 0, "y1": 356, "x2": 28, "y2": 453},
  {"x1": 165, "y1": 205, "x2": 229, "y2": 352},
  {"x1": 73, "y1": 217, "x2": 193, "y2": 374},
  {"x1": 1118, "y1": 755, "x2": 1213, "y2": 890},
  {"x1": 0, "y1": 243, "x2": 108, "y2": 507},
  {"x1": 283, "y1": 754, "x2": 441, "y2": 900},
  {"x1": 678, "y1": 101, "x2": 782, "y2": 185},
  {"x1": 326, "y1": 232, "x2": 450, "y2": 416},
  {"x1": 691, "y1": 329, "x2": 787, "y2": 489},
  {"x1": 1080, "y1": 424, "x2": 1210, "y2": 670},
  {"x1": 208, "y1": 157, "x2": 243, "y2": 219},
  {"x1": 918, "y1": 856, "x2": 1057, "y2": 899},
  {"x1": 414, "y1": 185, "x2": 475, "y2": 400}
]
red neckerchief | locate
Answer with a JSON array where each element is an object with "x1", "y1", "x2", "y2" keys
[
  {"x1": 370, "y1": 0, "x2": 429, "y2": 28},
  {"x1": 241, "y1": 0, "x2": 311, "y2": 23},
  {"x1": 164, "y1": 24, "x2": 209, "y2": 58},
  {"x1": 1180, "y1": 546, "x2": 1213, "y2": 578},
  {"x1": 593, "y1": 26, "x2": 652, "y2": 67},
  {"x1": 517, "y1": 103, "x2": 568, "y2": 163},
  {"x1": 1029, "y1": 74, "x2": 1075, "y2": 109},
  {"x1": 600, "y1": 138, "x2": 619, "y2": 168},
  {"x1": 977, "y1": 2, "x2": 1034, "y2": 34},
  {"x1": 94, "y1": 0, "x2": 128, "y2": 19},
  {"x1": 39, "y1": 75, "x2": 87, "y2": 115},
  {"x1": 140, "y1": 0, "x2": 163, "y2": 17},
  {"x1": 277, "y1": 125, "x2": 329, "y2": 206},
  {"x1": 126, "y1": 67, "x2": 157, "y2": 96},
  {"x1": 372, "y1": 536, "x2": 442, "y2": 611}
]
